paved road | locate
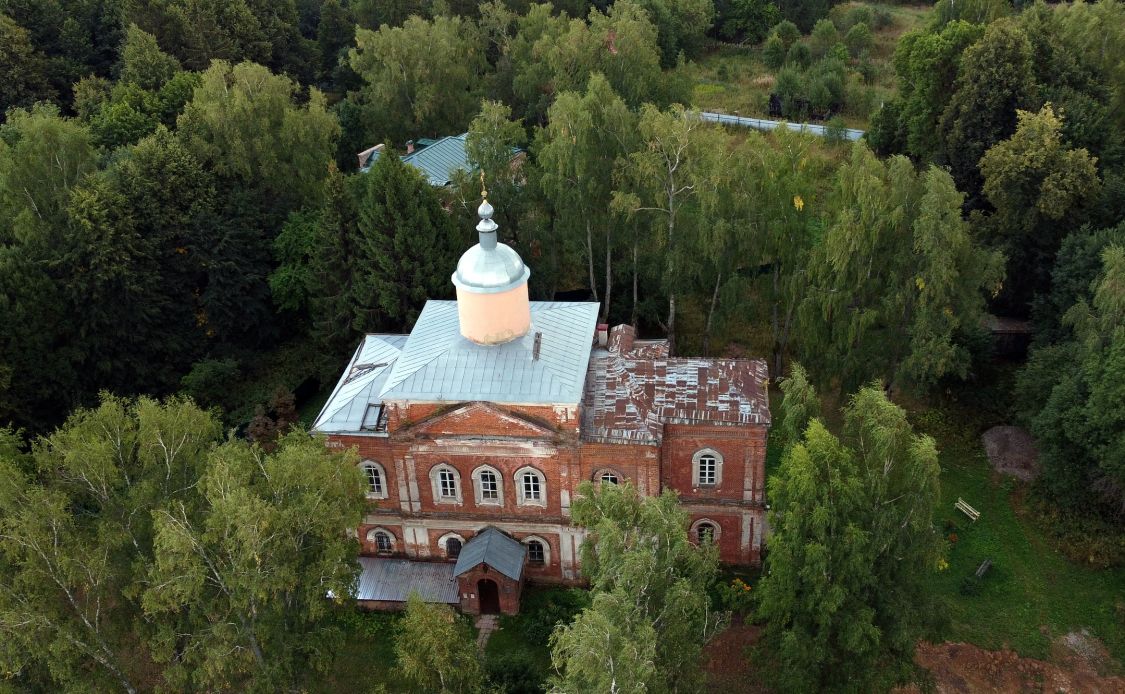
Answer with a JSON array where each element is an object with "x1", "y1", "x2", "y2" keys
[{"x1": 699, "y1": 111, "x2": 866, "y2": 141}]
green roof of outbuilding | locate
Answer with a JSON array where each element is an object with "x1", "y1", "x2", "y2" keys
[{"x1": 361, "y1": 134, "x2": 471, "y2": 186}]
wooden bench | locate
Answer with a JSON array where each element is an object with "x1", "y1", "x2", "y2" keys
[
  {"x1": 975, "y1": 559, "x2": 992, "y2": 578},
  {"x1": 955, "y1": 497, "x2": 981, "y2": 522}
]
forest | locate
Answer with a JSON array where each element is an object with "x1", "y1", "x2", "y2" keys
[{"x1": 1, "y1": 0, "x2": 1124, "y2": 691}]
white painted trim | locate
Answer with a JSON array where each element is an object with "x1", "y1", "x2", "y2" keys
[
  {"x1": 522, "y1": 535, "x2": 552, "y2": 567},
  {"x1": 691, "y1": 448, "x2": 724, "y2": 489},
  {"x1": 428, "y1": 463, "x2": 463, "y2": 505},
  {"x1": 471, "y1": 464, "x2": 504, "y2": 507},
  {"x1": 592, "y1": 467, "x2": 624, "y2": 485},
  {"x1": 437, "y1": 531, "x2": 466, "y2": 559},
  {"x1": 359, "y1": 460, "x2": 390, "y2": 500},
  {"x1": 514, "y1": 465, "x2": 547, "y2": 507},
  {"x1": 366, "y1": 526, "x2": 396, "y2": 554},
  {"x1": 690, "y1": 517, "x2": 721, "y2": 545}
]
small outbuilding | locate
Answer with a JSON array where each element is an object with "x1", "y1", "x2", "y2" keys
[
  {"x1": 354, "y1": 557, "x2": 459, "y2": 611},
  {"x1": 453, "y1": 527, "x2": 527, "y2": 615}
]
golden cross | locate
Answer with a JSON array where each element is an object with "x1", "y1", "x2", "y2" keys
[{"x1": 480, "y1": 170, "x2": 488, "y2": 200}]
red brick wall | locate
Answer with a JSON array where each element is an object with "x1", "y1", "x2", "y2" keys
[
  {"x1": 687, "y1": 511, "x2": 747, "y2": 563},
  {"x1": 456, "y1": 565, "x2": 523, "y2": 615},
  {"x1": 359, "y1": 522, "x2": 403, "y2": 556},
  {"x1": 385, "y1": 400, "x2": 580, "y2": 435},
  {"x1": 661, "y1": 423, "x2": 767, "y2": 503},
  {"x1": 578, "y1": 442, "x2": 661, "y2": 496}
]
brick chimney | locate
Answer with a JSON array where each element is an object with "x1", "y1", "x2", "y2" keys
[{"x1": 406, "y1": 139, "x2": 415, "y2": 154}]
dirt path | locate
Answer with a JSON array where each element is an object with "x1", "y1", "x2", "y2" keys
[
  {"x1": 901, "y1": 641, "x2": 1125, "y2": 694},
  {"x1": 703, "y1": 625, "x2": 1125, "y2": 693}
]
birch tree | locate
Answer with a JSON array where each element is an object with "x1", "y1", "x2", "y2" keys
[
  {"x1": 550, "y1": 483, "x2": 723, "y2": 693},
  {"x1": 142, "y1": 430, "x2": 365, "y2": 691},
  {"x1": 757, "y1": 384, "x2": 942, "y2": 692},
  {"x1": 614, "y1": 105, "x2": 719, "y2": 354},
  {"x1": 798, "y1": 144, "x2": 1002, "y2": 394},
  {"x1": 537, "y1": 74, "x2": 638, "y2": 321}
]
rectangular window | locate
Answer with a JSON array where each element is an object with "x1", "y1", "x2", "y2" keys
[
  {"x1": 365, "y1": 466, "x2": 382, "y2": 495},
  {"x1": 698, "y1": 456, "x2": 716, "y2": 486},
  {"x1": 522, "y1": 474, "x2": 541, "y2": 501},
  {"x1": 439, "y1": 470, "x2": 457, "y2": 498},
  {"x1": 527, "y1": 541, "x2": 545, "y2": 564},
  {"x1": 480, "y1": 472, "x2": 498, "y2": 500},
  {"x1": 361, "y1": 403, "x2": 388, "y2": 432}
]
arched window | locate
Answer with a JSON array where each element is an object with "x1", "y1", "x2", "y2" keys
[
  {"x1": 435, "y1": 532, "x2": 465, "y2": 560},
  {"x1": 697, "y1": 523, "x2": 716, "y2": 543},
  {"x1": 692, "y1": 448, "x2": 724, "y2": 488},
  {"x1": 690, "y1": 519, "x2": 722, "y2": 546},
  {"x1": 471, "y1": 465, "x2": 504, "y2": 506},
  {"x1": 359, "y1": 461, "x2": 388, "y2": 499},
  {"x1": 429, "y1": 464, "x2": 462, "y2": 504},
  {"x1": 593, "y1": 468, "x2": 622, "y2": 485},
  {"x1": 515, "y1": 467, "x2": 546, "y2": 507},
  {"x1": 367, "y1": 528, "x2": 395, "y2": 554},
  {"x1": 523, "y1": 536, "x2": 550, "y2": 566},
  {"x1": 447, "y1": 537, "x2": 462, "y2": 558}
]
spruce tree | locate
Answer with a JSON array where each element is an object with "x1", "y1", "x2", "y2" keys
[{"x1": 353, "y1": 152, "x2": 460, "y2": 331}]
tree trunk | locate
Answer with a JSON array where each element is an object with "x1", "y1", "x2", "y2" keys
[
  {"x1": 703, "y1": 270, "x2": 722, "y2": 356},
  {"x1": 603, "y1": 227, "x2": 612, "y2": 322},
  {"x1": 771, "y1": 265, "x2": 783, "y2": 375},
  {"x1": 667, "y1": 292, "x2": 676, "y2": 357},
  {"x1": 632, "y1": 239, "x2": 639, "y2": 328},
  {"x1": 586, "y1": 219, "x2": 599, "y2": 303}
]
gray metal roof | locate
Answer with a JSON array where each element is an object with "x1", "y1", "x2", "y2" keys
[
  {"x1": 311, "y1": 300, "x2": 599, "y2": 435},
  {"x1": 378, "y1": 300, "x2": 599, "y2": 405},
  {"x1": 453, "y1": 528, "x2": 526, "y2": 581},
  {"x1": 355, "y1": 557, "x2": 459, "y2": 603},
  {"x1": 311, "y1": 334, "x2": 408, "y2": 434}
]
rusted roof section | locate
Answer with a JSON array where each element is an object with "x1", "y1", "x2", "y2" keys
[{"x1": 582, "y1": 326, "x2": 770, "y2": 445}]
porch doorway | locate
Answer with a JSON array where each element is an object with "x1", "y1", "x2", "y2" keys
[{"x1": 477, "y1": 578, "x2": 500, "y2": 614}]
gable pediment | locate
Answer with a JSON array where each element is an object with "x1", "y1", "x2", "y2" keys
[{"x1": 407, "y1": 402, "x2": 557, "y2": 439}]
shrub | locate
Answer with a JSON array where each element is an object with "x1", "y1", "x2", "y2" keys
[
  {"x1": 824, "y1": 116, "x2": 849, "y2": 144},
  {"x1": 181, "y1": 358, "x2": 241, "y2": 410},
  {"x1": 485, "y1": 651, "x2": 545, "y2": 694},
  {"x1": 520, "y1": 588, "x2": 591, "y2": 644},
  {"x1": 716, "y1": 577, "x2": 755, "y2": 615},
  {"x1": 775, "y1": 67, "x2": 807, "y2": 118},
  {"x1": 845, "y1": 22, "x2": 874, "y2": 57},
  {"x1": 719, "y1": 0, "x2": 783, "y2": 44},
  {"x1": 786, "y1": 41, "x2": 812, "y2": 69},
  {"x1": 872, "y1": 5, "x2": 893, "y2": 29},
  {"x1": 959, "y1": 574, "x2": 982, "y2": 596},
  {"x1": 771, "y1": 19, "x2": 801, "y2": 48},
  {"x1": 810, "y1": 18, "x2": 839, "y2": 58},
  {"x1": 857, "y1": 58, "x2": 878, "y2": 85},
  {"x1": 843, "y1": 4, "x2": 874, "y2": 30},
  {"x1": 762, "y1": 34, "x2": 787, "y2": 70}
]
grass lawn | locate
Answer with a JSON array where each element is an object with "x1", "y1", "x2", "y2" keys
[
  {"x1": 911, "y1": 405, "x2": 1125, "y2": 666},
  {"x1": 679, "y1": 3, "x2": 932, "y2": 129}
]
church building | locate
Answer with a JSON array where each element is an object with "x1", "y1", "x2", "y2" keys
[{"x1": 312, "y1": 194, "x2": 770, "y2": 612}]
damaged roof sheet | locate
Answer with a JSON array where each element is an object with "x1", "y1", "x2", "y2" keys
[
  {"x1": 311, "y1": 334, "x2": 408, "y2": 433},
  {"x1": 582, "y1": 328, "x2": 770, "y2": 445}
]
